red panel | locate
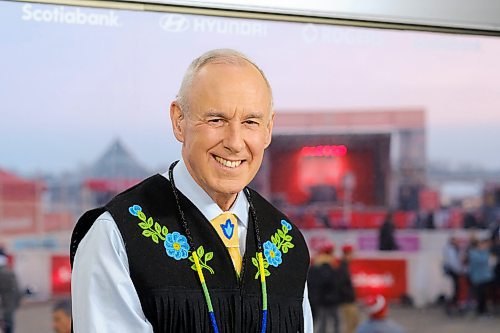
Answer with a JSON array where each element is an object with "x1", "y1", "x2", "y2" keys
[
  {"x1": 270, "y1": 148, "x2": 377, "y2": 206},
  {"x1": 350, "y1": 258, "x2": 407, "y2": 300},
  {"x1": 51, "y1": 256, "x2": 71, "y2": 295}
]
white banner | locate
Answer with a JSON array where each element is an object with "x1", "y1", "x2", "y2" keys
[{"x1": 119, "y1": 0, "x2": 500, "y2": 31}]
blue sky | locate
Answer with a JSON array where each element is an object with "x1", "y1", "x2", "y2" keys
[{"x1": 1, "y1": 1, "x2": 500, "y2": 175}]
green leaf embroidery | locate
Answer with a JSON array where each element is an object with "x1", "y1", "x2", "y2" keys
[
  {"x1": 189, "y1": 247, "x2": 215, "y2": 275},
  {"x1": 130, "y1": 206, "x2": 216, "y2": 275},
  {"x1": 197, "y1": 246, "x2": 204, "y2": 258},
  {"x1": 137, "y1": 211, "x2": 146, "y2": 222},
  {"x1": 272, "y1": 234, "x2": 280, "y2": 246},
  {"x1": 277, "y1": 229, "x2": 285, "y2": 238},
  {"x1": 253, "y1": 221, "x2": 296, "y2": 279},
  {"x1": 252, "y1": 257, "x2": 259, "y2": 267},
  {"x1": 151, "y1": 234, "x2": 159, "y2": 244}
]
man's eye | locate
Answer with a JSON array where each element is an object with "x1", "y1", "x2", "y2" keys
[
  {"x1": 245, "y1": 120, "x2": 259, "y2": 126},
  {"x1": 208, "y1": 119, "x2": 223, "y2": 124}
]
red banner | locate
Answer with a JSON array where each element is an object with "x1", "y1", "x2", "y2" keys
[
  {"x1": 349, "y1": 258, "x2": 407, "y2": 300},
  {"x1": 51, "y1": 255, "x2": 71, "y2": 295}
]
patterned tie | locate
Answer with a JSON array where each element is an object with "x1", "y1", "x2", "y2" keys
[{"x1": 210, "y1": 212, "x2": 242, "y2": 274}]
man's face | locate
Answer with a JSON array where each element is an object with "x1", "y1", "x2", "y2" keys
[
  {"x1": 171, "y1": 62, "x2": 273, "y2": 201},
  {"x1": 52, "y1": 310, "x2": 71, "y2": 333}
]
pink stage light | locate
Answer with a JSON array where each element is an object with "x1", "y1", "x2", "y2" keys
[{"x1": 301, "y1": 145, "x2": 347, "y2": 157}]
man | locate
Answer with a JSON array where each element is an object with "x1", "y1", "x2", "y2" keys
[
  {"x1": 307, "y1": 242, "x2": 340, "y2": 333},
  {"x1": 338, "y1": 244, "x2": 359, "y2": 333},
  {"x1": 356, "y1": 295, "x2": 405, "y2": 333},
  {"x1": 52, "y1": 299, "x2": 72, "y2": 333},
  {"x1": 379, "y1": 212, "x2": 398, "y2": 251},
  {"x1": 71, "y1": 49, "x2": 312, "y2": 332},
  {"x1": 442, "y1": 235, "x2": 463, "y2": 313},
  {"x1": 0, "y1": 249, "x2": 21, "y2": 333}
]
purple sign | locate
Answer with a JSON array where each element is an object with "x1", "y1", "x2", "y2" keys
[{"x1": 358, "y1": 234, "x2": 420, "y2": 252}]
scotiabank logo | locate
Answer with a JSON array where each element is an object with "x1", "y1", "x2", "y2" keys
[{"x1": 21, "y1": 4, "x2": 120, "y2": 27}]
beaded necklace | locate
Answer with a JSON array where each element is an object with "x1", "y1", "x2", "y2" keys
[{"x1": 168, "y1": 161, "x2": 268, "y2": 333}]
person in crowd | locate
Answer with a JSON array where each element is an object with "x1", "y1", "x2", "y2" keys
[
  {"x1": 0, "y1": 248, "x2": 21, "y2": 333},
  {"x1": 308, "y1": 242, "x2": 341, "y2": 333},
  {"x1": 52, "y1": 299, "x2": 72, "y2": 333},
  {"x1": 442, "y1": 235, "x2": 464, "y2": 313},
  {"x1": 379, "y1": 212, "x2": 398, "y2": 251},
  {"x1": 71, "y1": 49, "x2": 313, "y2": 332},
  {"x1": 467, "y1": 237, "x2": 494, "y2": 316},
  {"x1": 338, "y1": 244, "x2": 360, "y2": 333},
  {"x1": 490, "y1": 225, "x2": 500, "y2": 309},
  {"x1": 356, "y1": 295, "x2": 406, "y2": 333}
]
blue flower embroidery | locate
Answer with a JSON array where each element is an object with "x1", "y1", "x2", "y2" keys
[
  {"x1": 129, "y1": 205, "x2": 142, "y2": 216},
  {"x1": 281, "y1": 220, "x2": 292, "y2": 231},
  {"x1": 263, "y1": 241, "x2": 282, "y2": 267},
  {"x1": 164, "y1": 231, "x2": 190, "y2": 260}
]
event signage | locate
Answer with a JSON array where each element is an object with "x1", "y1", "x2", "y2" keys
[
  {"x1": 350, "y1": 258, "x2": 407, "y2": 300},
  {"x1": 118, "y1": 0, "x2": 500, "y2": 32}
]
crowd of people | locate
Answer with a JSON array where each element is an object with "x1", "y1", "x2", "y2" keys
[{"x1": 442, "y1": 226, "x2": 500, "y2": 317}]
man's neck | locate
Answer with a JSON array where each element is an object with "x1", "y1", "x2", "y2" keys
[{"x1": 211, "y1": 192, "x2": 238, "y2": 211}]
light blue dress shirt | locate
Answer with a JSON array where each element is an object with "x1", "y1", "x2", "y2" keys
[{"x1": 72, "y1": 159, "x2": 313, "y2": 332}]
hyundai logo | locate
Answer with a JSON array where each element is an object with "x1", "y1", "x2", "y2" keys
[{"x1": 159, "y1": 14, "x2": 190, "y2": 32}]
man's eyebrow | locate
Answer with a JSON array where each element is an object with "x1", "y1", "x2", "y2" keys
[
  {"x1": 203, "y1": 111, "x2": 227, "y2": 118},
  {"x1": 245, "y1": 113, "x2": 265, "y2": 119}
]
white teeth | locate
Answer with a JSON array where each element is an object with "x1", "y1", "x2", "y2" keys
[{"x1": 215, "y1": 156, "x2": 242, "y2": 168}]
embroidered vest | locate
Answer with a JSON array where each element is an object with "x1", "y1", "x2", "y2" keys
[{"x1": 71, "y1": 175, "x2": 310, "y2": 333}]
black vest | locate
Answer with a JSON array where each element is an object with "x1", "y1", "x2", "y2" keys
[{"x1": 71, "y1": 175, "x2": 310, "y2": 333}]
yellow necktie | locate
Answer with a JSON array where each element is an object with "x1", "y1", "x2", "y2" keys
[{"x1": 210, "y1": 212, "x2": 242, "y2": 274}]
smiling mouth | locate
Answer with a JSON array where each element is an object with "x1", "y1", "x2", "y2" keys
[{"x1": 214, "y1": 155, "x2": 244, "y2": 168}]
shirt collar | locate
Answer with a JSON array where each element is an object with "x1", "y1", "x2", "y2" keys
[{"x1": 162, "y1": 159, "x2": 249, "y2": 227}]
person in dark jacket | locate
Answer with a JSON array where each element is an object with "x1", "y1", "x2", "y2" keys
[
  {"x1": 338, "y1": 244, "x2": 360, "y2": 333},
  {"x1": 308, "y1": 242, "x2": 341, "y2": 333},
  {"x1": 0, "y1": 249, "x2": 21, "y2": 333},
  {"x1": 379, "y1": 212, "x2": 398, "y2": 251}
]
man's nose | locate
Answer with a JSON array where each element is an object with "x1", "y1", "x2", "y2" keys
[{"x1": 223, "y1": 123, "x2": 245, "y2": 153}]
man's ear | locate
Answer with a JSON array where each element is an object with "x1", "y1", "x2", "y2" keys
[
  {"x1": 264, "y1": 112, "x2": 275, "y2": 149},
  {"x1": 170, "y1": 101, "x2": 185, "y2": 143}
]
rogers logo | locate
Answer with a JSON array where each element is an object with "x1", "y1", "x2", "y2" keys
[
  {"x1": 302, "y1": 24, "x2": 319, "y2": 43},
  {"x1": 159, "y1": 14, "x2": 190, "y2": 33}
]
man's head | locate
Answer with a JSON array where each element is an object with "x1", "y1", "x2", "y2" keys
[
  {"x1": 341, "y1": 244, "x2": 354, "y2": 261},
  {"x1": 52, "y1": 299, "x2": 72, "y2": 333},
  {"x1": 170, "y1": 49, "x2": 274, "y2": 209},
  {"x1": 0, "y1": 247, "x2": 8, "y2": 267}
]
